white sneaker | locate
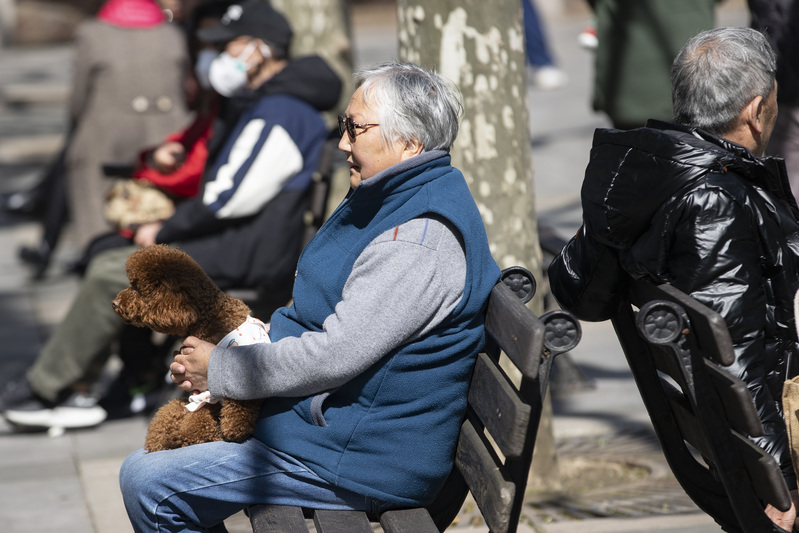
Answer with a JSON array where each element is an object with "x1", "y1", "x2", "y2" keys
[
  {"x1": 578, "y1": 26, "x2": 598, "y2": 50},
  {"x1": 5, "y1": 392, "x2": 107, "y2": 429},
  {"x1": 532, "y1": 66, "x2": 568, "y2": 90}
]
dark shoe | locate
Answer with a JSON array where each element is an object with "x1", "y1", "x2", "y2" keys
[
  {"x1": 18, "y1": 242, "x2": 52, "y2": 279},
  {"x1": 4, "y1": 392, "x2": 107, "y2": 429},
  {"x1": 0, "y1": 188, "x2": 45, "y2": 216},
  {"x1": 99, "y1": 379, "x2": 167, "y2": 420},
  {"x1": 0, "y1": 378, "x2": 43, "y2": 412}
]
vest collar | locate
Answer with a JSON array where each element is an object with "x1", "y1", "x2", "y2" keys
[{"x1": 354, "y1": 150, "x2": 449, "y2": 193}]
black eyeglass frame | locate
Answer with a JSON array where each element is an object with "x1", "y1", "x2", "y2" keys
[{"x1": 337, "y1": 115, "x2": 380, "y2": 141}]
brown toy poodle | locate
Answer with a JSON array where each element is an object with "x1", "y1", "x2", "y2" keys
[{"x1": 112, "y1": 244, "x2": 264, "y2": 452}]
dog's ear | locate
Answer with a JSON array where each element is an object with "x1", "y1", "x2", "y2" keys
[
  {"x1": 147, "y1": 297, "x2": 201, "y2": 335},
  {"x1": 120, "y1": 245, "x2": 218, "y2": 336}
]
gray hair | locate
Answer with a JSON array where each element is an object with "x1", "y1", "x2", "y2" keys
[
  {"x1": 671, "y1": 27, "x2": 776, "y2": 136},
  {"x1": 354, "y1": 62, "x2": 463, "y2": 151}
]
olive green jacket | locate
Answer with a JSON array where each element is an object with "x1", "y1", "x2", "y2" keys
[{"x1": 589, "y1": 0, "x2": 720, "y2": 129}]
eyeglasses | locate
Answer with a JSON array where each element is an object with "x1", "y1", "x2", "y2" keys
[{"x1": 338, "y1": 115, "x2": 380, "y2": 141}]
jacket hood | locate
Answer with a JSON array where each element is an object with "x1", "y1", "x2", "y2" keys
[
  {"x1": 253, "y1": 55, "x2": 342, "y2": 112},
  {"x1": 581, "y1": 119, "x2": 798, "y2": 249}
]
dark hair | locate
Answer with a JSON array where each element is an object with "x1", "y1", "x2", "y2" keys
[{"x1": 187, "y1": 1, "x2": 234, "y2": 60}]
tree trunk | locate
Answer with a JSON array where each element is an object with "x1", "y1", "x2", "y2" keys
[
  {"x1": 396, "y1": 0, "x2": 559, "y2": 494},
  {"x1": 270, "y1": 0, "x2": 354, "y2": 213},
  {"x1": 271, "y1": 0, "x2": 354, "y2": 120}
]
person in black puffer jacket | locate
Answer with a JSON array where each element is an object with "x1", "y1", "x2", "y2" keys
[{"x1": 549, "y1": 27, "x2": 799, "y2": 529}]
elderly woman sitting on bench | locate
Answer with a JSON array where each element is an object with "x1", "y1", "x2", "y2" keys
[{"x1": 119, "y1": 61, "x2": 500, "y2": 532}]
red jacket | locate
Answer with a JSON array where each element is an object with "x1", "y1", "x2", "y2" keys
[{"x1": 134, "y1": 107, "x2": 216, "y2": 198}]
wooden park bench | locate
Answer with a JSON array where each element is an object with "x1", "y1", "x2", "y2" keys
[
  {"x1": 612, "y1": 277, "x2": 793, "y2": 533},
  {"x1": 227, "y1": 266, "x2": 582, "y2": 533}
]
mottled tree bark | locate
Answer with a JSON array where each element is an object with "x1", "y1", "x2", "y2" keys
[
  {"x1": 271, "y1": 0, "x2": 354, "y2": 120},
  {"x1": 396, "y1": 0, "x2": 559, "y2": 494},
  {"x1": 397, "y1": 0, "x2": 542, "y2": 283},
  {"x1": 270, "y1": 0, "x2": 354, "y2": 213}
]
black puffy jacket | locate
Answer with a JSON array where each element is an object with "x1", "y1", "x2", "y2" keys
[{"x1": 549, "y1": 120, "x2": 799, "y2": 489}]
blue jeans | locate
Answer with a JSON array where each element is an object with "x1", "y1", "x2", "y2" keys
[
  {"x1": 522, "y1": 0, "x2": 555, "y2": 67},
  {"x1": 120, "y1": 438, "x2": 393, "y2": 532}
]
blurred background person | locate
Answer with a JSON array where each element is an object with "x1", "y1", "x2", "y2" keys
[
  {"x1": 0, "y1": 1, "x2": 343, "y2": 431},
  {"x1": 73, "y1": 0, "x2": 232, "y2": 272},
  {"x1": 16, "y1": 0, "x2": 190, "y2": 276},
  {"x1": 523, "y1": 0, "x2": 568, "y2": 90},
  {"x1": 751, "y1": 0, "x2": 799, "y2": 204},
  {"x1": 586, "y1": 0, "x2": 719, "y2": 130}
]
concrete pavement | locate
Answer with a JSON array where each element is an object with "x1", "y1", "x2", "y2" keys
[{"x1": 0, "y1": 1, "x2": 750, "y2": 532}]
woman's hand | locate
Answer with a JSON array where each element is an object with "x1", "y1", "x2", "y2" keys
[{"x1": 171, "y1": 336, "x2": 215, "y2": 392}]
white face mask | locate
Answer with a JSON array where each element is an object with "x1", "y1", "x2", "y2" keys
[
  {"x1": 208, "y1": 41, "x2": 269, "y2": 97},
  {"x1": 194, "y1": 49, "x2": 218, "y2": 90}
]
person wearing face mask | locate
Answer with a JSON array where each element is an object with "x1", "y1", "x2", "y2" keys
[
  {"x1": 70, "y1": 0, "x2": 232, "y2": 274},
  {"x1": 11, "y1": 0, "x2": 191, "y2": 278},
  {"x1": 0, "y1": 1, "x2": 342, "y2": 432}
]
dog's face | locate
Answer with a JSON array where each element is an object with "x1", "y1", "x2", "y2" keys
[{"x1": 112, "y1": 245, "x2": 220, "y2": 336}]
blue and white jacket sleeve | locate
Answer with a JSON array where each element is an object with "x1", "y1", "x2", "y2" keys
[{"x1": 156, "y1": 98, "x2": 305, "y2": 243}]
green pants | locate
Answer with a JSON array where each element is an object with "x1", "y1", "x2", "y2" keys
[{"x1": 27, "y1": 246, "x2": 138, "y2": 402}]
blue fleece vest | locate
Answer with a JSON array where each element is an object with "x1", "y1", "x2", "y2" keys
[{"x1": 255, "y1": 154, "x2": 500, "y2": 506}]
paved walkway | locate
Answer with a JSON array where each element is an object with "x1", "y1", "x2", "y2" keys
[{"x1": 0, "y1": 1, "x2": 751, "y2": 532}]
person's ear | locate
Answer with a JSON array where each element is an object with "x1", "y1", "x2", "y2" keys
[
  {"x1": 401, "y1": 138, "x2": 424, "y2": 160},
  {"x1": 744, "y1": 94, "x2": 766, "y2": 135}
]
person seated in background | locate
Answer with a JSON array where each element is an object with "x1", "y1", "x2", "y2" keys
[
  {"x1": 0, "y1": 0, "x2": 342, "y2": 430},
  {"x1": 73, "y1": 0, "x2": 233, "y2": 271},
  {"x1": 12, "y1": 0, "x2": 191, "y2": 278},
  {"x1": 118, "y1": 61, "x2": 500, "y2": 532},
  {"x1": 548, "y1": 27, "x2": 799, "y2": 530}
]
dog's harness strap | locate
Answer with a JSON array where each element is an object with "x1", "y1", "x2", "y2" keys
[
  {"x1": 185, "y1": 317, "x2": 271, "y2": 414},
  {"x1": 184, "y1": 391, "x2": 219, "y2": 412},
  {"x1": 218, "y1": 315, "x2": 271, "y2": 348}
]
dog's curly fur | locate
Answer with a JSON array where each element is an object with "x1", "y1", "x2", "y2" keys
[{"x1": 112, "y1": 244, "x2": 262, "y2": 452}]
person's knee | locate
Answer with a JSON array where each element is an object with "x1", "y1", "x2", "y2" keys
[
  {"x1": 84, "y1": 245, "x2": 136, "y2": 283},
  {"x1": 120, "y1": 449, "x2": 156, "y2": 502}
]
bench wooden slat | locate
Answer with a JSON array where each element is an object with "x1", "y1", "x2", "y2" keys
[
  {"x1": 468, "y1": 352, "x2": 532, "y2": 459},
  {"x1": 649, "y1": 346, "x2": 764, "y2": 438},
  {"x1": 730, "y1": 431, "x2": 792, "y2": 511},
  {"x1": 660, "y1": 378, "x2": 787, "y2": 510},
  {"x1": 379, "y1": 508, "x2": 438, "y2": 533},
  {"x1": 485, "y1": 283, "x2": 545, "y2": 380},
  {"x1": 659, "y1": 377, "x2": 711, "y2": 457},
  {"x1": 248, "y1": 504, "x2": 307, "y2": 533},
  {"x1": 703, "y1": 359, "x2": 764, "y2": 437},
  {"x1": 454, "y1": 419, "x2": 516, "y2": 533},
  {"x1": 313, "y1": 509, "x2": 373, "y2": 533}
]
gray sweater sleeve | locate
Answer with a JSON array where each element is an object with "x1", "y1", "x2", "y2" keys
[{"x1": 208, "y1": 215, "x2": 467, "y2": 400}]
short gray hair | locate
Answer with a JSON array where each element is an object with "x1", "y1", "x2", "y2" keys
[
  {"x1": 354, "y1": 62, "x2": 463, "y2": 151},
  {"x1": 671, "y1": 27, "x2": 776, "y2": 136}
]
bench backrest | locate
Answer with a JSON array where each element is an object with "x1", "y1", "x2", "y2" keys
[
  {"x1": 611, "y1": 278, "x2": 791, "y2": 533},
  {"x1": 300, "y1": 133, "x2": 339, "y2": 250},
  {"x1": 425, "y1": 269, "x2": 581, "y2": 533}
]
